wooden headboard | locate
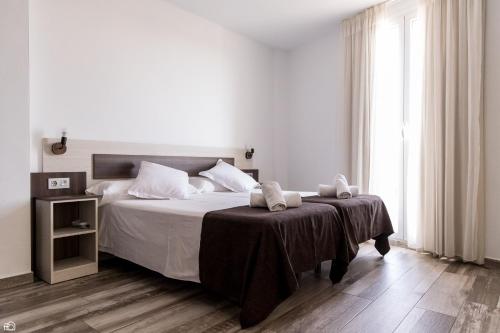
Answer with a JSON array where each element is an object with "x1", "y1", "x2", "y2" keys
[
  {"x1": 93, "y1": 154, "x2": 234, "y2": 179},
  {"x1": 41, "y1": 138, "x2": 252, "y2": 186}
]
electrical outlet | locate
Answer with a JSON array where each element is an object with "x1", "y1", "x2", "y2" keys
[{"x1": 48, "y1": 177, "x2": 70, "y2": 190}]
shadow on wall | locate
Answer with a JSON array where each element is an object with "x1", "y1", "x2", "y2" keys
[{"x1": 30, "y1": 129, "x2": 44, "y2": 172}]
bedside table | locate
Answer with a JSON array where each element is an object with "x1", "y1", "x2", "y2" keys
[
  {"x1": 35, "y1": 195, "x2": 100, "y2": 284},
  {"x1": 241, "y1": 169, "x2": 259, "y2": 182}
]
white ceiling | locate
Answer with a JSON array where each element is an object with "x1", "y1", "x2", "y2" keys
[{"x1": 168, "y1": 0, "x2": 385, "y2": 50}]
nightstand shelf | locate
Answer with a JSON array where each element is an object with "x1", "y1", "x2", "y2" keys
[
  {"x1": 54, "y1": 256, "x2": 95, "y2": 272},
  {"x1": 53, "y1": 227, "x2": 95, "y2": 239},
  {"x1": 35, "y1": 195, "x2": 99, "y2": 284}
]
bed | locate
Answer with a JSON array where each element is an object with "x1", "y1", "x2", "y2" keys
[
  {"x1": 94, "y1": 154, "x2": 392, "y2": 327},
  {"x1": 302, "y1": 195, "x2": 394, "y2": 256}
]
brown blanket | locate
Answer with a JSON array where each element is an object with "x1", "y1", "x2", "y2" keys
[
  {"x1": 199, "y1": 203, "x2": 356, "y2": 328},
  {"x1": 302, "y1": 195, "x2": 394, "y2": 256}
]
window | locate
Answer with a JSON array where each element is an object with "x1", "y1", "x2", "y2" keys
[{"x1": 370, "y1": 0, "x2": 420, "y2": 240}]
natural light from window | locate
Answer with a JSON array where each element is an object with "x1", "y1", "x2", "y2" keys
[
  {"x1": 370, "y1": 19, "x2": 404, "y2": 235},
  {"x1": 369, "y1": 2, "x2": 422, "y2": 241}
]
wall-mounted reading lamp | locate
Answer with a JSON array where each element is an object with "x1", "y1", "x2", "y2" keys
[
  {"x1": 51, "y1": 130, "x2": 68, "y2": 155},
  {"x1": 245, "y1": 147, "x2": 255, "y2": 160}
]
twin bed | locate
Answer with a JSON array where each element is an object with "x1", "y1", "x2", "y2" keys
[{"x1": 93, "y1": 154, "x2": 394, "y2": 327}]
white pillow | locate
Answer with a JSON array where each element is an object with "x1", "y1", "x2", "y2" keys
[
  {"x1": 128, "y1": 161, "x2": 190, "y2": 199},
  {"x1": 189, "y1": 176, "x2": 230, "y2": 193},
  {"x1": 187, "y1": 183, "x2": 201, "y2": 195},
  {"x1": 199, "y1": 159, "x2": 259, "y2": 192},
  {"x1": 86, "y1": 179, "x2": 135, "y2": 206}
]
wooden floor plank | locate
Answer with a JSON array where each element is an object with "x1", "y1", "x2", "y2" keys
[
  {"x1": 165, "y1": 304, "x2": 240, "y2": 333},
  {"x1": 390, "y1": 259, "x2": 449, "y2": 295},
  {"x1": 112, "y1": 294, "x2": 229, "y2": 333},
  {"x1": 467, "y1": 275, "x2": 500, "y2": 309},
  {"x1": 410, "y1": 310, "x2": 455, "y2": 333},
  {"x1": 84, "y1": 287, "x2": 202, "y2": 332},
  {"x1": 451, "y1": 302, "x2": 491, "y2": 333},
  {"x1": 417, "y1": 272, "x2": 476, "y2": 317},
  {"x1": 344, "y1": 259, "x2": 411, "y2": 300},
  {"x1": 265, "y1": 292, "x2": 371, "y2": 333},
  {"x1": 451, "y1": 299, "x2": 500, "y2": 333},
  {"x1": 0, "y1": 295, "x2": 90, "y2": 332},
  {"x1": 339, "y1": 286, "x2": 423, "y2": 332},
  {"x1": 32, "y1": 319, "x2": 99, "y2": 333},
  {"x1": 203, "y1": 315, "x2": 241, "y2": 333},
  {"x1": 394, "y1": 307, "x2": 427, "y2": 333},
  {"x1": 0, "y1": 260, "x2": 126, "y2": 300},
  {"x1": 0, "y1": 267, "x2": 146, "y2": 317}
]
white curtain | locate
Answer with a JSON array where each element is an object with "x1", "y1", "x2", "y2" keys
[
  {"x1": 343, "y1": 4, "x2": 386, "y2": 193},
  {"x1": 416, "y1": 0, "x2": 485, "y2": 263}
]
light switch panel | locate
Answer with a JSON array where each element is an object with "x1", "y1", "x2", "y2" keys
[{"x1": 48, "y1": 177, "x2": 70, "y2": 190}]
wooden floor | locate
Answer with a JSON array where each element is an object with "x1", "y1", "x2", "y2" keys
[{"x1": 2, "y1": 243, "x2": 500, "y2": 333}]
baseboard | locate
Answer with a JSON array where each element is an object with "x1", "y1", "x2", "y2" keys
[
  {"x1": 385, "y1": 242, "x2": 499, "y2": 268},
  {"x1": 0, "y1": 272, "x2": 34, "y2": 290}
]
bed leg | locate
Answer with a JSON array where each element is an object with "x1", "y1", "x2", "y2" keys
[
  {"x1": 314, "y1": 263, "x2": 322, "y2": 277},
  {"x1": 374, "y1": 237, "x2": 391, "y2": 256},
  {"x1": 329, "y1": 260, "x2": 348, "y2": 283}
]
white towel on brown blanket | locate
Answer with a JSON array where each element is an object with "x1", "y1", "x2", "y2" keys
[
  {"x1": 250, "y1": 191, "x2": 302, "y2": 208},
  {"x1": 335, "y1": 174, "x2": 352, "y2": 199},
  {"x1": 261, "y1": 181, "x2": 287, "y2": 211},
  {"x1": 318, "y1": 184, "x2": 359, "y2": 198}
]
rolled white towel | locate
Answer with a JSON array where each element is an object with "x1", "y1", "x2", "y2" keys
[
  {"x1": 250, "y1": 191, "x2": 267, "y2": 207},
  {"x1": 349, "y1": 186, "x2": 360, "y2": 197},
  {"x1": 318, "y1": 184, "x2": 360, "y2": 198},
  {"x1": 335, "y1": 174, "x2": 352, "y2": 199},
  {"x1": 261, "y1": 181, "x2": 287, "y2": 211},
  {"x1": 283, "y1": 191, "x2": 302, "y2": 207},
  {"x1": 250, "y1": 191, "x2": 302, "y2": 208},
  {"x1": 334, "y1": 173, "x2": 349, "y2": 185},
  {"x1": 318, "y1": 184, "x2": 337, "y2": 197}
]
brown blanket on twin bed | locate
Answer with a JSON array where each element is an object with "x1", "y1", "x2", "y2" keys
[
  {"x1": 302, "y1": 194, "x2": 394, "y2": 255},
  {"x1": 199, "y1": 202, "x2": 356, "y2": 328}
]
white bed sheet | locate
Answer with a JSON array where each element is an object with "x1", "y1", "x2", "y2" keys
[{"x1": 99, "y1": 191, "x2": 316, "y2": 283}]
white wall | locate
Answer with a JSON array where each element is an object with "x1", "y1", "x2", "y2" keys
[
  {"x1": 484, "y1": 0, "x2": 500, "y2": 260},
  {"x1": 271, "y1": 50, "x2": 290, "y2": 187},
  {"x1": 0, "y1": 0, "x2": 31, "y2": 279},
  {"x1": 29, "y1": 0, "x2": 285, "y2": 182},
  {"x1": 287, "y1": 26, "x2": 348, "y2": 190}
]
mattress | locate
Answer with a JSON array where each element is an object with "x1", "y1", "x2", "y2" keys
[{"x1": 99, "y1": 191, "x2": 316, "y2": 282}]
